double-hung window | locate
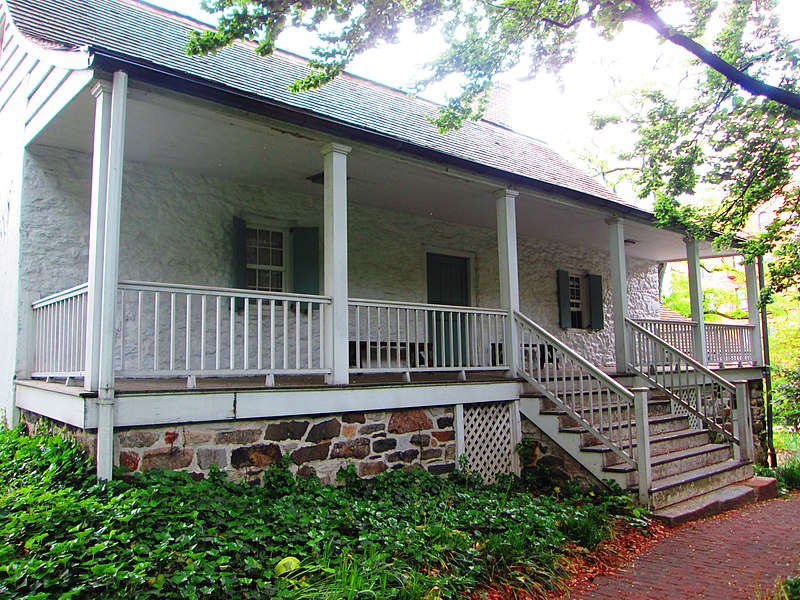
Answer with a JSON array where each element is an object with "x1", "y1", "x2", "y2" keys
[
  {"x1": 557, "y1": 269, "x2": 604, "y2": 330},
  {"x1": 233, "y1": 216, "x2": 320, "y2": 296},
  {"x1": 245, "y1": 226, "x2": 287, "y2": 292}
]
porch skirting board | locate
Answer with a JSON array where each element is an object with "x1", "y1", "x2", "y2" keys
[{"x1": 15, "y1": 380, "x2": 522, "y2": 483}]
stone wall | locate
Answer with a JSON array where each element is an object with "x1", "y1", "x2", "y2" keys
[
  {"x1": 519, "y1": 415, "x2": 596, "y2": 487},
  {"x1": 115, "y1": 407, "x2": 457, "y2": 482}
]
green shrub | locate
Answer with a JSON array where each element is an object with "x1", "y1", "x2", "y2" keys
[
  {"x1": 0, "y1": 426, "x2": 648, "y2": 599},
  {"x1": 775, "y1": 367, "x2": 800, "y2": 431}
]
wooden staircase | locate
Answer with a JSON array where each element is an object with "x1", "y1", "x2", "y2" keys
[
  {"x1": 512, "y1": 311, "x2": 775, "y2": 522},
  {"x1": 519, "y1": 387, "x2": 754, "y2": 511}
]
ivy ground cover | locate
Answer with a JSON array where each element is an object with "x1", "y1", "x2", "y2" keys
[{"x1": 0, "y1": 425, "x2": 650, "y2": 598}]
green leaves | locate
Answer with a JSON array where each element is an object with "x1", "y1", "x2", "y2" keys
[{"x1": 0, "y1": 426, "x2": 645, "y2": 598}]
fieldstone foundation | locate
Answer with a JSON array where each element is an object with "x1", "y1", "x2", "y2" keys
[
  {"x1": 115, "y1": 407, "x2": 457, "y2": 483},
  {"x1": 520, "y1": 415, "x2": 596, "y2": 487}
]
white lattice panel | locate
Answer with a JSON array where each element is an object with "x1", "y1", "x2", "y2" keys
[{"x1": 462, "y1": 402, "x2": 516, "y2": 484}]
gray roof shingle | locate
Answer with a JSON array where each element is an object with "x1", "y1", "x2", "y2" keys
[{"x1": 6, "y1": 0, "x2": 642, "y2": 211}]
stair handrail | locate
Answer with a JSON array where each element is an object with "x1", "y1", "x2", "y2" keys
[
  {"x1": 514, "y1": 311, "x2": 637, "y2": 468},
  {"x1": 625, "y1": 318, "x2": 742, "y2": 448}
]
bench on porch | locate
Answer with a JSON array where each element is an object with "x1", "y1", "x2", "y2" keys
[{"x1": 349, "y1": 340, "x2": 430, "y2": 369}]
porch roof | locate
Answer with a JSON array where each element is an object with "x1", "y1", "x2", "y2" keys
[{"x1": 6, "y1": 0, "x2": 650, "y2": 219}]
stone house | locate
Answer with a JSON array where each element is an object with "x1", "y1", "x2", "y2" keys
[{"x1": 0, "y1": 0, "x2": 769, "y2": 511}]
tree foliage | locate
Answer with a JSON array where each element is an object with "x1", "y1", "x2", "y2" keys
[{"x1": 185, "y1": 0, "x2": 800, "y2": 291}]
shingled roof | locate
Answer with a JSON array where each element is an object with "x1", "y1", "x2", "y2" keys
[{"x1": 6, "y1": 0, "x2": 645, "y2": 213}]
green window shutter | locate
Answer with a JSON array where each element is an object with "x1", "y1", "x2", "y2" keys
[
  {"x1": 291, "y1": 227, "x2": 320, "y2": 295},
  {"x1": 232, "y1": 216, "x2": 247, "y2": 290},
  {"x1": 556, "y1": 269, "x2": 571, "y2": 329},
  {"x1": 587, "y1": 274, "x2": 604, "y2": 330}
]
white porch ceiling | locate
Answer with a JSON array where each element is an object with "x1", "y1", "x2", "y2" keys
[{"x1": 34, "y1": 84, "x2": 735, "y2": 263}]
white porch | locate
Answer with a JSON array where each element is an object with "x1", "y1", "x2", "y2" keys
[{"x1": 16, "y1": 71, "x2": 765, "y2": 485}]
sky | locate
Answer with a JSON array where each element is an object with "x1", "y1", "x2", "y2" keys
[{"x1": 147, "y1": 0, "x2": 800, "y2": 191}]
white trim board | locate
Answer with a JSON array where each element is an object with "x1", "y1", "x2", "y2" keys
[{"x1": 16, "y1": 380, "x2": 522, "y2": 429}]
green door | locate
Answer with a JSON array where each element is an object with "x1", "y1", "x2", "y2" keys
[{"x1": 426, "y1": 253, "x2": 470, "y2": 367}]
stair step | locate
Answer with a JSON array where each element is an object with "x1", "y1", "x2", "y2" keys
[
  {"x1": 561, "y1": 414, "x2": 689, "y2": 446},
  {"x1": 649, "y1": 459, "x2": 754, "y2": 510},
  {"x1": 539, "y1": 398, "x2": 672, "y2": 419},
  {"x1": 603, "y1": 443, "x2": 733, "y2": 482},
  {"x1": 652, "y1": 476, "x2": 778, "y2": 526},
  {"x1": 584, "y1": 429, "x2": 713, "y2": 465}
]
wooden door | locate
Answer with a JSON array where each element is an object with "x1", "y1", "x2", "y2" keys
[{"x1": 426, "y1": 253, "x2": 470, "y2": 367}]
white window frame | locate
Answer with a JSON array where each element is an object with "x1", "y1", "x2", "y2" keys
[{"x1": 243, "y1": 216, "x2": 293, "y2": 293}]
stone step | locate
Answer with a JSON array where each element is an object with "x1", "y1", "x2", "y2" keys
[
  {"x1": 539, "y1": 398, "x2": 672, "y2": 422},
  {"x1": 562, "y1": 414, "x2": 690, "y2": 447},
  {"x1": 648, "y1": 459, "x2": 754, "y2": 510},
  {"x1": 652, "y1": 476, "x2": 779, "y2": 526},
  {"x1": 585, "y1": 428, "x2": 713, "y2": 467},
  {"x1": 603, "y1": 443, "x2": 734, "y2": 485}
]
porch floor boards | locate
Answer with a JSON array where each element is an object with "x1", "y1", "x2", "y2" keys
[{"x1": 24, "y1": 370, "x2": 515, "y2": 396}]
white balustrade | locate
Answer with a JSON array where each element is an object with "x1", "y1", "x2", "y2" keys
[
  {"x1": 116, "y1": 281, "x2": 330, "y2": 378},
  {"x1": 31, "y1": 283, "x2": 89, "y2": 378},
  {"x1": 633, "y1": 319, "x2": 696, "y2": 356},
  {"x1": 626, "y1": 318, "x2": 739, "y2": 445},
  {"x1": 706, "y1": 323, "x2": 754, "y2": 367},
  {"x1": 515, "y1": 312, "x2": 638, "y2": 467},
  {"x1": 634, "y1": 319, "x2": 755, "y2": 368},
  {"x1": 348, "y1": 299, "x2": 508, "y2": 373}
]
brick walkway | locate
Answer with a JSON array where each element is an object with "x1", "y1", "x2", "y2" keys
[{"x1": 569, "y1": 493, "x2": 800, "y2": 599}]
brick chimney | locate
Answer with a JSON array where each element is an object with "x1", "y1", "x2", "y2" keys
[{"x1": 483, "y1": 82, "x2": 513, "y2": 129}]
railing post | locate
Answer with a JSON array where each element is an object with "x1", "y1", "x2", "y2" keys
[
  {"x1": 321, "y1": 142, "x2": 351, "y2": 385},
  {"x1": 634, "y1": 387, "x2": 651, "y2": 507},
  {"x1": 735, "y1": 381, "x2": 754, "y2": 462},
  {"x1": 495, "y1": 188, "x2": 520, "y2": 375}
]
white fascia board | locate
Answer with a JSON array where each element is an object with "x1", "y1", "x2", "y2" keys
[
  {"x1": 15, "y1": 383, "x2": 89, "y2": 428},
  {"x1": 108, "y1": 381, "x2": 522, "y2": 428}
]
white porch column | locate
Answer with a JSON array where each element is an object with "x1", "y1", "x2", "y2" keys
[
  {"x1": 321, "y1": 142, "x2": 351, "y2": 385},
  {"x1": 84, "y1": 81, "x2": 112, "y2": 392},
  {"x1": 744, "y1": 261, "x2": 764, "y2": 366},
  {"x1": 607, "y1": 218, "x2": 629, "y2": 373},
  {"x1": 96, "y1": 71, "x2": 128, "y2": 480},
  {"x1": 495, "y1": 188, "x2": 520, "y2": 375},
  {"x1": 685, "y1": 237, "x2": 707, "y2": 365}
]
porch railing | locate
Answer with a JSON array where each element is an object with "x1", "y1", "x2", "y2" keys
[
  {"x1": 633, "y1": 319, "x2": 756, "y2": 367},
  {"x1": 348, "y1": 299, "x2": 508, "y2": 373},
  {"x1": 626, "y1": 318, "x2": 753, "y2": 461},
  {"x1": 116, "y1": 281, "x2": 330, "y2": 378},
  {"x1": 515, "y1": 312, "x2": 639, "y2": 469},
  {"x1": 31, "y1": 283, "x2": 89, "y2": 378},
  {"x1": 706, "y1": 323, "x2": 754, "y2": 367}
]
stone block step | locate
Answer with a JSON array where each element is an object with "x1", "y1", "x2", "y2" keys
[
  {"x1": 539, "y1": 398, "x2": 672, "y2": 421},
  {"x1": 652, "y1": 476, "x2": 778, "y2": 526},
  {"x1": 562, "y1": 414, "x2": 690, "y2": 446},
  {"x1": 585, "y1": 429, "x2": 713, "y2": 467},
  {"x1": 603, "y1": 443, "x2": 733, "y2": 484},
  {"x1": 648, "y1": 459, "x2": 754, "y2": 510}
]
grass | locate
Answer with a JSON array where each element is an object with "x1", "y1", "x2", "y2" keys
[
  {"x1": 775, "y1": 428, "x2": 800, "y2": 457},
  {"x1": 0, "y1": 424, "x2": 652, "y2": 599}
]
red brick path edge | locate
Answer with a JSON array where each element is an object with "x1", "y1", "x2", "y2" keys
[{"x1": 568, "y1": 493, "x2": 800, "y2": 599}]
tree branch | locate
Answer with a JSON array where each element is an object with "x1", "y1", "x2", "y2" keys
[{"x1": 630, "y1": 0, "x2": 800, "y2": 114}]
